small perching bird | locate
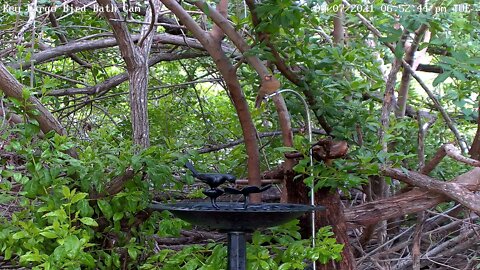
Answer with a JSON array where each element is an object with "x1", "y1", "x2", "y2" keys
[
  {"x1": 184, "y1": 161, "x2": 236, "y2": 189},
  {"x1": 254, "y1": 75, "x2": 281, "y2": 108}
]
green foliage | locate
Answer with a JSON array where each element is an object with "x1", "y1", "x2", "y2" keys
[
  {"x1": 0, "y1": 118, "x2": 180, "y2": 268},
  {"x1": 1, "y1": 0, "x2": 478, "y2": 267},
  {"x1": 139, "y1": 220, "x2": 342, "y2": 269}
]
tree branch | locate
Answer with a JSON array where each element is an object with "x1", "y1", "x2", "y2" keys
[
  {"x1": 47, "y1": 12, "x2": 92, "y2": 68},
  {"x1": 160, "y1": 0, "x2": 262, "y2": 201},
  {"x1": 96, "y1": 0, "x2": 138, "y2": 69},
  {"x1": 416, "y1": 64, "x2": 444, "y2": 73},
  {"x1": 244, "y1": 0, "x2": 332, "y2": 134},
  {"x1": 196, "y1": 128, "x2": 326, "y2": 154},
  {"x1": 9, "y1": 34, "x2": 226, "y2": 70},
  {"x1": 345, "y1": 168, "x2": 480, "y2": 226},
  {"x1": 382, "y1": 167, "x2": 480, "y2": 214},
  {"x1": 395, "y1": 24, "x2": 429, "y2": 118}
]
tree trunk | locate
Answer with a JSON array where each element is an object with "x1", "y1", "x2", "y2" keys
[
  {"x1": 286, "y1": 178, "x2": 355, "y2": 269},
  {"x1": 128, "y1": 52, "x2": 150, "y2": 148}
]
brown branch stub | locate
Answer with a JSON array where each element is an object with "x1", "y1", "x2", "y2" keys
[{"x1": 105, "y1": 167, "x2": 136, "y2": 196}]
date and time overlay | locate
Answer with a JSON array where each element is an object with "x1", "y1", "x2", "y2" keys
[{"x1": 320, "y1": 2, "x2": 476, "y2": 14}]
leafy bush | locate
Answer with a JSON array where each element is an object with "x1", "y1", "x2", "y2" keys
[{"x1": 0, "y1": 121, "x2": 342, "y2": 269}]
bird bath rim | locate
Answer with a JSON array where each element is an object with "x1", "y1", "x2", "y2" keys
[{"x1": 149, "y1": 202, "x2": 325, "y2": 232}]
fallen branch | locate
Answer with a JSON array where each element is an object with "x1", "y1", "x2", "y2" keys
[
  {"x1": 382, "y1": 167, "x2": 480, "y2": 214},
  {"x1": 345, "y1": 168, "x2": 480, "y2": 226}
]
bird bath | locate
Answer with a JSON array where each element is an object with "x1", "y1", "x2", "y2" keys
[
  {"x1": 149, "y1": 202, "x2": 323, "y2": 270},
  {"x1": 150, "y1": 161, "x2": 324, "y2": 269}
]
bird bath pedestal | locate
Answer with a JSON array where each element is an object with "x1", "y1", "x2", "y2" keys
[{"x1": 150, "y1": 202, "x2": 323, "y2": 270}]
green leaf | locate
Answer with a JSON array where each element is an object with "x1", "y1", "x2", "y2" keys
[
  {"x1": 22, "y1": 88, "x2": 31, "y2": 100},
  {"x1": 78, "y1": 200, "x2": 94, "y2": 217},
  {"x1": 61, "y1": 185, "x2": 70, "y2": 198},
  {"x1": 113, "y1": 212, "x2": 124, "y2": 222},
  {"x1": 40, "y1": 231, "x2": 58, "y2": 239},
  {"x1": 64, "y1": 235, "x2": 82, "y2": 257},
  {"x1": 80, "y1": 217, "x2": 99, "y2": 227},
  {"x1": 278, "y1": 262, "x2": 292, "y2": 270},
  {"x1": 97, "y1": 200, "x2": 113, "y2": 219},
  {"x1": 4, "y1": 247, "x2": 12, "y2": 260},
  {"x1": 432, "y1": 71, "x2": 452, "y2": 86},
  {"x1": 128, "y1": 247, "x2": 138, "y2": 260},
  {"x1": 394, "y1": 42, "x2": 404, "y2": 59},
  {"x1": 452, "y1": 70, "x2": 467, "y2": 81},
  {"x1": 71, "y1": 193, "x2": 87, "y2": 204},
  {"x1": 12, "y1": 231, "x2": 28, "y2": 239}
]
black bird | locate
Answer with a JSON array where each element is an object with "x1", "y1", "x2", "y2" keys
[
  {"x1": 202, "y1": 188, "x2": 224, "y2": 209},
  {"x1": 224, "y1": 185, "x2": 272, "y2": 208},
  {"x1": 185, "y1": 161, "x2": 236, "y2": 189},
  {"x1": 224, "y1": 185, "x2": 272, "y2": 196}
]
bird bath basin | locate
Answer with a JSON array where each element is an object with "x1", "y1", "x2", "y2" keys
[
  {"x1": 149, "y1": 202, "x2": 320, "y2": 231},
  {"x1": 149, "y1": 202, "x2": 324, "y2": 270}
]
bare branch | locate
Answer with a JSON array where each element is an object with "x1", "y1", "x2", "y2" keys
[
  {"x1": 9, "y1": 34, "x2": 226, "y2": 70},
  {"x1": 15, "y1": 0, "x2": 37, "y2": 43},
  {"x1": 383, "y1": 167, "x2": 480, "y2": 214},
  {"x1": 345, "y1": 168, "x2": 480, "y2": 226},
  {"x1": 444, "y1": 143, "x2": 480, "y2": 167},
  {"x1": 46, "y1": 52, "x2": 205, "y2": 98},
  {"x1": 47, "y1": 12, "x2": 92, "y2": 68}
]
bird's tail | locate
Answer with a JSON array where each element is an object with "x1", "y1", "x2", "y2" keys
[{"x1": 184, "y1": 161, "x2": 200, "y2": 177}]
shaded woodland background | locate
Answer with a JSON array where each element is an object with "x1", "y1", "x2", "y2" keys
[{"x1": 0, "y1": 0, "x2": 479, "y2": 269}]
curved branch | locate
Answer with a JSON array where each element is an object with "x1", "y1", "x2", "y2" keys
[
  {"x1": 160, "y1": 0, "x2": 262, "y2": 201},
  {"x1": 191, "y1": 0, "x2": 296, "y2": 176},
  {"x1": 244, "y1": 0, "x2": 332, "y2": 134},
  {"x1": 9, "y1": 34, "x2": 227, "y2": 70}
]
